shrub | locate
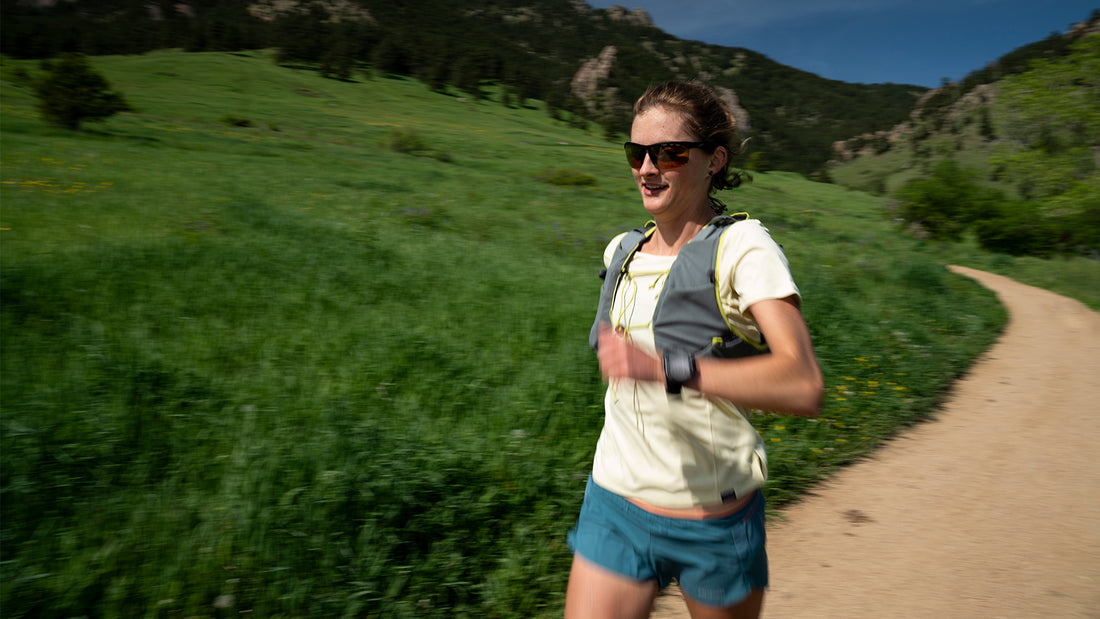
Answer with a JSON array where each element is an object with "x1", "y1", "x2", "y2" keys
[
  {"x1": 219, "y1": 115, "x2": 254, "y2": 127},
  {"x1": 383, "y1": 128, "x2": 428, "y2": 154},
  {"x1": 32, "y1": 53, "x2": 132, "y2": 130},
  {"x1": 533, "y1": 168, "x2": 597, "y2": 187},
  {"x1": 895, "y1": 159, "x2": 1004, "y2": 242},
  {"x1": 974, "y1": 210, "x2": 1056, "y2": 257}
]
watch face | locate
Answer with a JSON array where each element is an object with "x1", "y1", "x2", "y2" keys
[
  {"x1": 665, "y1": 351, "x2": 695, "y2": 392},
  {"x1": 670, "y1": 355, "x2": 690, "y2": 382}
]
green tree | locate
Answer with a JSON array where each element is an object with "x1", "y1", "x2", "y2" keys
[
  {"x1": 895, "y1": 159, "x2": 1004, "y2": 241},
  {"x1": 33, "y1": 53, "x2": 131, "y2": 130}
]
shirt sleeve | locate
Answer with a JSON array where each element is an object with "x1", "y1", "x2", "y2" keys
[
  {"x1": 603, "y1": 232, "x2": 629, "y2": 269},
  {"x1": 717, "y1": 220, "x2": 800, "y2": 328}
]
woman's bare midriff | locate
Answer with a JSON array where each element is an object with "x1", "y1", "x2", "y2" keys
[{"x1": 627, "y1": 489, "x2": 757, "y2": 520}]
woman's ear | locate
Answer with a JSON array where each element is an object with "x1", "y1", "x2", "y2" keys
[{"x1": 710, "y1": 146, "x2": 729, "y2": 176}]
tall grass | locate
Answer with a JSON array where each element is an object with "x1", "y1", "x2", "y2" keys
[{"x1": 0, "y1": 50, "x2": 1028, "y2": 617}]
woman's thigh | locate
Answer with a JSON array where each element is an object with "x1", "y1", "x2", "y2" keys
[
  {"x1": 682, "y1": 587, "x2": 764, "y2": 619},
  {"x1": 564, "y1": 554, "x2": 659, "y2": 619}
]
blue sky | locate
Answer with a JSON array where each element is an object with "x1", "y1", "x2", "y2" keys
[{"x1": 585, "y1": 1, "x2": 1098, "y2": 87}]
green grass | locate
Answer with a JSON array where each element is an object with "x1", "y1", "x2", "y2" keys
[{"x1": 1, "y1": 49, "x2": 1078, "y2": 617}]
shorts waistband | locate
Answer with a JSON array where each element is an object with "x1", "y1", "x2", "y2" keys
[{"x1": 587, "y1": 477, "x2": 763, "y2": 526}]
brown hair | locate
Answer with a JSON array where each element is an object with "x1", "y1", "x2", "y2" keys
[{"x1": 633, "y1": 81, "x2": 746, "y2": 213}]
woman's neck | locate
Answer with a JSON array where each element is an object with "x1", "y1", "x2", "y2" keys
[{"x1": 643, "y1": 207, "x2": 714, "y2": 256}]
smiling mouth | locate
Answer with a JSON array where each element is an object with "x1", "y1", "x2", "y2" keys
[{"x1": 643, "y1": 182, "x2": 668, "y2": 192}]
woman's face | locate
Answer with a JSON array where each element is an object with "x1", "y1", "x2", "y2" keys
[{"x1": 629, "y1": 106, "x2": 721, "y2": 220}]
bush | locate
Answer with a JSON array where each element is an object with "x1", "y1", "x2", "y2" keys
[
  {"x1": 381, "y1": 128, "x2": 451, "y2": 162},
  {"x1": 32, "y1": 53, "x2": 131, "y2": 130},
  {"x1": 219, "y1": 115, "x2": 254, "y2": 127},
  {"x1": 383, "y1": 128, "x2": 428, "y2": 154},
  {"x1": 533, "y1": 168, "x2": 597, "y2": 187},
  {"x1": 974, "y1": 210, "x2": 1056, "y2": 257},
  {"x1": 895, "y1": 159, "x2": 1005, "y2": 241}
]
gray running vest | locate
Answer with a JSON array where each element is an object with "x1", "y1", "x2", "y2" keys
[{"x1": 589, "y1": 214, "x2": 768, "y2": 359}]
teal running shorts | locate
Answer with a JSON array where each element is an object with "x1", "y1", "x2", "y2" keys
[{"x1": 568, "y1": 476, "x2": 768, "y2": 608}]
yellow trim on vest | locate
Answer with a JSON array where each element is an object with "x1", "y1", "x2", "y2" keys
[{"x1": 713, "y1": 220, "x2": 769, "y2": 352}]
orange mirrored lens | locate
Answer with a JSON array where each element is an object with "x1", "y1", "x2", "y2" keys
[
  {"x1": 624, "y1": 142, "x2": 707, "y2": 170},
  {"x1": 656, "y1": 144, "x2": 690, "y2": 167}
]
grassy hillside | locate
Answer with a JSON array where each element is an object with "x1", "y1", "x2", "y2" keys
[{"x1": 0, "y1": 49, "x2": 1031, "y2": 617}]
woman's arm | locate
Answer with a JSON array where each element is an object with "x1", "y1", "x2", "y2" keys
[{"x1": 596, "y1": 295, "x2": 823, "y2": 417}]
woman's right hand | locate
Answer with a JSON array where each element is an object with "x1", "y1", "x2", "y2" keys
[{"x1": 596, "y1": 323, "x2": 662, "y2": 384}]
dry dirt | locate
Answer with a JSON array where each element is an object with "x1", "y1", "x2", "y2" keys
[{"x1": 652, "y1": 266, "x2": 1100, "y2": 618}]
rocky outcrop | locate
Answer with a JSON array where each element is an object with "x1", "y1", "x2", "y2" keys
[
  {"x1": 604, "y1": 5, "x2": 653, "y2": 27},
  {"x1": 569, "y1": 0, "x2": 592, "y2": 14},
  {"x1": 570, "y1": 46, "x2": 753, "y2": 134},
  {"x1": 714, "y1": 86, "x2": 751, "y2": 133},
  {"x1": 246, "y1": 0, "x2": 372, "y2": 22},
  {"x1": 571, "y1": 45, "x2": 617, "y2": 105},
  {"x1": 1068, "y1": 14, "x2": 1100, "y2": 37}
]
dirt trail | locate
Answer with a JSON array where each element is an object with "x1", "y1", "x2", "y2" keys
[{"x1": 653, "y1": 266, "x2": 1100, "y2": 618}]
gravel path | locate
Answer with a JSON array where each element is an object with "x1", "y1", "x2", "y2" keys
[{"x1": 652, "y1": 266, "x2": 1100, "y2": 618}]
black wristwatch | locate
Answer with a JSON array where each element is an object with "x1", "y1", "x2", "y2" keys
[{"x1": 663, "y1": 350, "x2": 697, "y2": 395}]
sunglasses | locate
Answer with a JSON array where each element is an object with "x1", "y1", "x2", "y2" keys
[{"x1": 624, "y1": 141, "x2": 719, "y2": 170}]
